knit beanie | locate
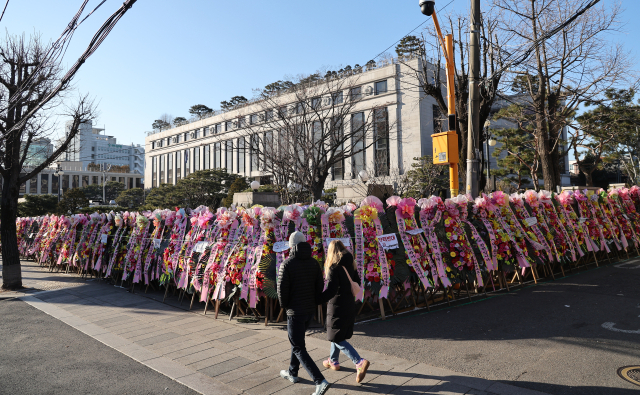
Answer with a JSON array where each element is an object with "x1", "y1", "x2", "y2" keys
[{"x1": 289, "y1": 231, "x2": 306, "y2": 249}]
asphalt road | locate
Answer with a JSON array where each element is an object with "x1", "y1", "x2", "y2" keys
[
  {"x1": 313, "y1": 259, "x2": 640, "y2": 395},
  {"x1": 0, "y1": 296, "x2": 198, "y2": 395}
]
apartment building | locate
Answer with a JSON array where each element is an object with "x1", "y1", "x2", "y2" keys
[{"x1": 63, "y1": 120, "x2": 145, "y2": 175}]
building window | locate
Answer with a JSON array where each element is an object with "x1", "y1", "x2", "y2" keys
[
  {"x1": 225, "y1": 121, "x2": 233, "y2": 131},
  {"x1": 151, "y1": 141, "x2": 155, "y2": 150},
  {"x1": 203, "y1": 127, "x2": 209, "y2": 137},
  {"x1": 194, "y1": 147, "x2": 200, "y2": 171},
  {"x1": 91, "y1": 147, "x2": 95, "y2": 151},
  {"x1": 250, "y1": 114, "x2": 258, "y2": 124},
  {"x1": 176, "y1": 151, "x2": 181, "y2": 182},
  {"x1": 374, "y1": 108, "x2": 389, "y2": 176},
  {"x1": 375, "y1": 80, "x2": 387, "y2": 95},
  {"x1": 92, "y1": 176, "x2": 98, "y2": 185},
  {"x1": 62, "y1": 175, "x2": 69, "y2": 192},
  {"x1": 237, "y1": 138, "x2": 245, "y2": 174},
  {"x1": 72, "y1": 175, "x2": 79, "y2": 189},
  {"x1": 264, "y1": 131, "x2": 273, "y2": 170},
  {"x1": 214, "y1": 124, "x2": 221, "y2": 134},
  {"x1": 351, "y1": 112, "x2": 365, "y2": 178},
  {"x1": 266, "y1": 110, "x2": 273, "y2": 121},
  {"x1": 332, "y1": 91, "x2": 343, "y2": 105},
  {"x1": 278, "y1": 106, "x2": 287, "y2": 119},
  {"x1": 332, "y1": 118, "x2": 344, "y2": 180},
  {"x1": 350, "y1": 87, "x2": 362, "y2": 101},
  {"x1": 238, "y1": 117, "x2": 245, "y2": 128},
  {"x1": 41, "y1": 175, "x2": 49, "y2": 193},
  {"x1": 160, "y1": 155, "x2": 165, "y2": 183},
  {"x1": 226, "y1": 140, "x2": 233, "y2": 172},
  {"x1": 250, "y1": 135, "x2": 258, "y2": 172},
  {"x1": 51, "y1": 175, "x2": 59, "y2": 193},
  {"x1": 204, "y1": 144, "x2": 210, "y2": 170},
  {"x1": 168, "y1": 153, "x2": 173, "y2": 184},
  {"x1": 151, "y1": 156, "x2": 157, "y2": 187},
  {"x1": 29, "y1": 179, "x2": 37, "y2": 194},
  {"x1": 311, "y1": 97, "x2": 321, "y2": 110},
  {"x1": 184, "y1": 149, "x2": 190, "y2": 176}
]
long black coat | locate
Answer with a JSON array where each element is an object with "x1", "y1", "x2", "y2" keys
[{"x1": 320, "y1": 252, "x2": 359, "y2": 343}]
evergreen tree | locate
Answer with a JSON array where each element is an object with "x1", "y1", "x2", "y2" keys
[{"x1": 395, "y1": 35, "x2": 422, "y2": 58}]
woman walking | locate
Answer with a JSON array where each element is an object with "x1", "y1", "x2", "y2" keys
[{"x1": 320, "y1": 240, "x2": 370, "y2": 383}]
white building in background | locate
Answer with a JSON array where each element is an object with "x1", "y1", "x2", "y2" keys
[
  {"x1": 145, "y1": 57, "x2": 445, "y2": 190},
  {"x1": 144, "y1": 56, "x2": 571, "y2": 194},
  {"x1": 63, "y1": 120, "x2": 145, "y2": 175},
  {"x1": 17, "y1": 161, "x2": 143, "y2": 198}
]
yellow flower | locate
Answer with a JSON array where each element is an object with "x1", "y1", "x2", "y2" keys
[
  {"x1": 446, "y1": 267, "x2": 451, "y2": 272},
  {"x1": 369, "y1": 243, "x2": 375, "y2": 248},
  {"x1": 450, "y1": 252, "x2": 456, "y2": 257},
  {"x1": 446, "y1": 232, "x2": 451, "y2": 238},
  {"x1": 406, "y1": 259, "x2": 411, "y2": 265}
]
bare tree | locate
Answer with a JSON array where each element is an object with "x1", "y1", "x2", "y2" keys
[
  {"x1": 218, "y1": 72, "x2": 398, "y2": 200},
  {"x1": 0, "y1": 0, "x2": 137, "y2": 289},
  {"x1": 400, "y1": 11, "x2": 506, "y2": 193},
  {"x1": 493, "y1": 0, "x2": 637, "y2": 191}
]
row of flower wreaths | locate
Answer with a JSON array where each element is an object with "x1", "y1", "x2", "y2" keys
[{"x1": 15, "y1": 186, "x2": 640, "y2": 308}]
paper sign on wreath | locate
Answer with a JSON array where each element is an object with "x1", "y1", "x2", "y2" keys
[
  {"x1": 272, "y1": 241, "x2": 290, "y2": 253},
  {"x1": 377, "y1": 233, "x2": 399, "y2": 250}
]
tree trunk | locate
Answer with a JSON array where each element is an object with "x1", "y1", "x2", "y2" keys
[
  {"x1": 584, "y1": 170, "x2": 594, "y2": 187},
  {"x1": 1, "y1": 174, "x2": 22, "y2": 289},
  {"x1": 536, "y1": 121, "x2": 554, "y2": 192}
]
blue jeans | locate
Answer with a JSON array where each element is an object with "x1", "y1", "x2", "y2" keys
[
  {"x1": 330, "y1": 340, "x2": 362, "y2": 365},
  {"x1": 287, "y1": 314, "x2": 325, "y2": 385}
]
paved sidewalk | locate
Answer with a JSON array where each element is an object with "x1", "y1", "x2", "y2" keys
[{"x1": 3, "y1": 261, "x2": 550, "y2": 395}]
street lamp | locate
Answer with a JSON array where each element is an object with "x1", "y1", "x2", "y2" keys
[
  {"x1": 54, "y1": 164, "x2": 64, "y2": 202},
  {"x1": 358, "y1": 170, "x2": 370, "y2": 184},
  {"x1": 250, "y1": 180, "x2": 260, "y2": 191},
  {"x1": 483, "y1": 120, "x2": 496, "y2": 191}
]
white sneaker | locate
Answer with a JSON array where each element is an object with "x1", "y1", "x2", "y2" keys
[{"x1": 280, "y1": 369, "x2": 300, "y2": 383}]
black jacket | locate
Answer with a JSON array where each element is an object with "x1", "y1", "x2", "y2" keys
[
  {"x1": 277, "y1": 242, "x2": 323, "y2": 316},
  {"x1": 319, "y1": 252, "x2": 359, "y2": 343}
]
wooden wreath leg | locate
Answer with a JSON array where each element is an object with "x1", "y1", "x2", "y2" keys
[
  {"x1": 145, "y1": 285, "x2": 149, "y2": 294},
  {"x1": 501, "y1": 270, "x2": 510, "y2": 292},
  {"x1": 229, "y1": 299, "x2": 236, "y2": 321},
  {"x1": 163, "y1": 284, "x2": 170, "y2": 303},
  {"x1": 203, "y1": 292, "x2": 212, "y2": 315},
  {"x1": 378, "y1": 297, "x2": 386, "y2": 320},
  {"x1": 464, "y1": 281, "x2": 472, "y2": 302},
  {"x1": 214, "y1": 299, "x2": 221, "y2": 319},
  {"x1": 531, "y1": 266, "x2": 538, "y2": 284},
  {"x1": 559, "y1": 261, "x2": 565, "y2": 277},
  {"x1": 277, "y1": 308, "x2": 284, "y2": 323},
  {"x1": 386, "y1": 297, "x2": 395, "y2": 316},
  {"x1": 357, "y1": 297, "x2": 367, "y2": 316},
  {"x1": 592, "y1": 251, "x2": 599, "y2": 267},
  {"x1": 189, "y1": 292, "x2": 197, "y2": 310}
]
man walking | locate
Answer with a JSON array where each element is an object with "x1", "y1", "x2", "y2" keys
[{"x1": 277, "y1": 231, "x2": 331, "y2": 395}]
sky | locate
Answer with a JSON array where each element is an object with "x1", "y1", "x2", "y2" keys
[{"x1": 3, "y1": 0, "x2": 639, "y2": 147}]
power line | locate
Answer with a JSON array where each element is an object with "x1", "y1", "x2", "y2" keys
[
  {"x1": 372, "y1": 0, "x2": 456, "y2": 61},
  {"x1": 0, "y1": 0, "x2": 10, "y2": 24}
]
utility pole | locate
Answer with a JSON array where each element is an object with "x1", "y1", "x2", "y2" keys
[{"x1": 467, "y1": 0, "x2": 481, "y2": 197}]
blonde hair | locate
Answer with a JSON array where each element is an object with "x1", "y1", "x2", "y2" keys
[{"x1": 324, "y1": 240, "x2": 345, "y2": 279}]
